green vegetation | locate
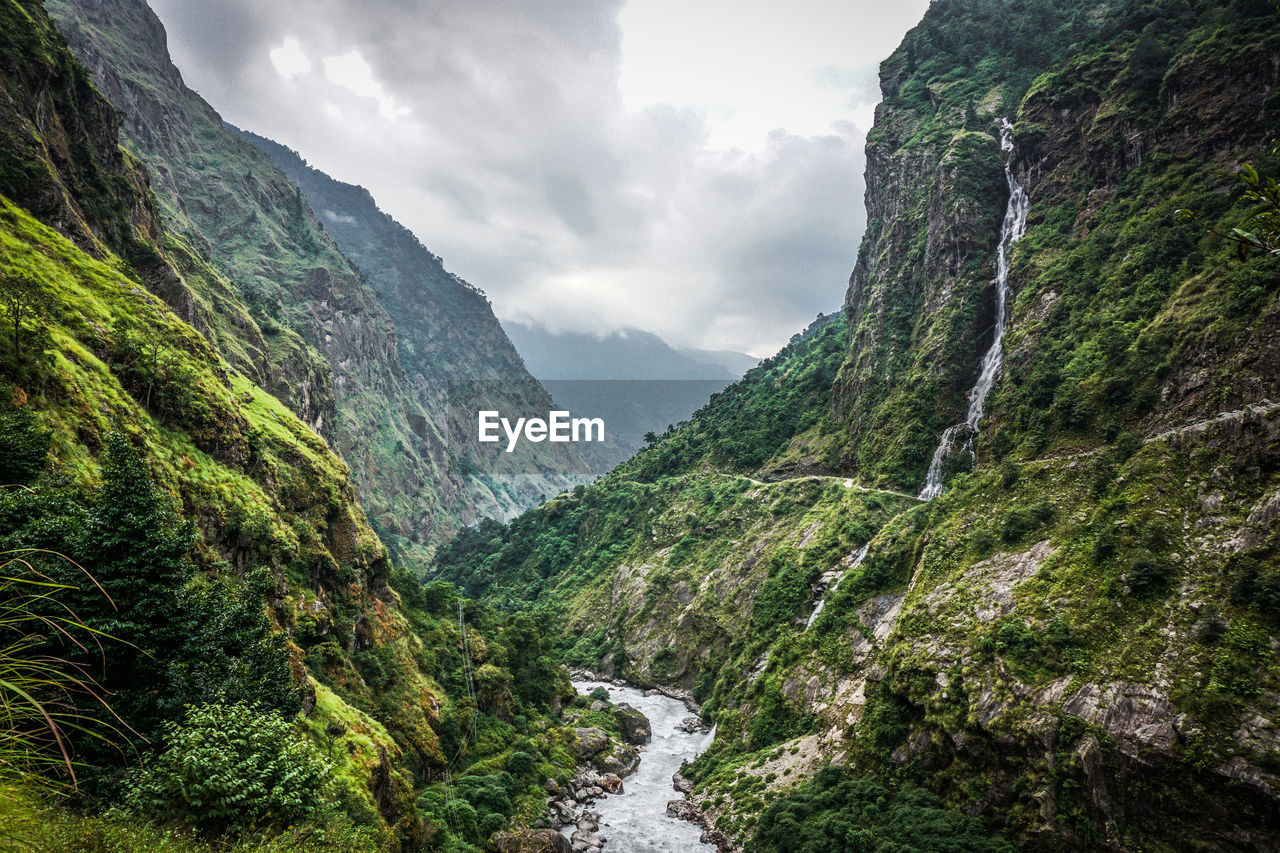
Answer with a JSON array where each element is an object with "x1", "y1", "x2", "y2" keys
[
  {"x1": 435, "y1": 2, "x2": 1280, "y2": 850},
  {"x1": 124, "y1": 703, "x2": 335, "y2": 834},
  {"x1": 0, "y1": 3, "x2": 588, "y2": 848},
  {"x1": 2, "y1": 0, "x2": 1279, "y2": 849},
  {"x1": 618, "y1": 313, "x2": 850, "y2": 480},
  {"x1": 753, "y1": 767, "x2": 1011, "y2": 853}
]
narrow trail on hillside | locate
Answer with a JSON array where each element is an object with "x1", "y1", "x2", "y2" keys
[{"x1": 737, "y1": 473, "x2": 921, "y2": 502}]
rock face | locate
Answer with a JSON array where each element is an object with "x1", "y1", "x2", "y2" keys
[
  {"x1": 611, "y1": 703, "x2": 652, "y2": 745},
  {"x1": 572, "y1": 727, "x2": 609, "y2": 760},
  {"x1": 44, "y1": 0, "x2": 586, "y2": 567},
  {"x1": 488, "y1": 828, "x2": 572, "y2": 853}
]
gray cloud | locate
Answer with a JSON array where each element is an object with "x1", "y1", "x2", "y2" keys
[{"x1": 147, "y1": 0, "x2": 923, "y2": 355}]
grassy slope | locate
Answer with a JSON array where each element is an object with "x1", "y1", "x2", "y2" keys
[{"x1": 0, "y1": 2, "x2": 585, "y2": 849}]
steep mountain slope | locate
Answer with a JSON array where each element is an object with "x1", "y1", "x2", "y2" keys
[
  {"x1": 43, "y1": 0, "x2": 581, "y2": 569},
  {"x1": 434, "y1": 1, "x2": 1280, "y2": 849},
  {"x1": 0, "y1": 3, "x2": 586, "y2": 850},
  {"x1": 232, "y1": 128, "x2": 589, "y2": 556}
]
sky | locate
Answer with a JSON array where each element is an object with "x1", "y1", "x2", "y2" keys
[{"x1": 147, "y1": 0, "x2": 932, "y2": 357}]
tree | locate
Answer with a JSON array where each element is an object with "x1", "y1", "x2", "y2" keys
[
  {"x1": 0, "y1": 398, "x2": 49, "y2": 485},
  {"x1": 0, "y1": 272, "x2": 53, "y2": 362},
  {"x1": 1179, "y1": 140, "x2": 1280, "y2": 257}
]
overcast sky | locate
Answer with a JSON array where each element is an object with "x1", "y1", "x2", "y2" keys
[{"x1": 148, "y1": 0, "x2": 931, "y2": 356}]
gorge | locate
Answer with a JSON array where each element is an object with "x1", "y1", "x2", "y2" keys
[{"x1": 0, "y1": 0, "x2": 1278, "y2": 851}]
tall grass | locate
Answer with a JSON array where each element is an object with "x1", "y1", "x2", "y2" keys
[
  {"x1": 0, "y1": 549, "x2": 127, "y2": 786},
  {"x1": 0, "y1": 548, "x2": 129, "y2": 851}
]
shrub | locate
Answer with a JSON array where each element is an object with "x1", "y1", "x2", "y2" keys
[
  {"x1": 0, "y1": 401, "x2": 48, "y2": 485},
  {"x1": 126, "y1": 703, "x2": 333, "y2": 834},
  {"x1": 1128, "y1": 554, "x2": 1173, "y2": 597},
  {"x1": 506, "y1": 750, "x2": 536, "y2": 779},
  {"x1": 753, "y1": 767, "x2": 1011, "y2": 852}
]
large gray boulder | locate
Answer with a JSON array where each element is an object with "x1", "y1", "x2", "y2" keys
[
  {"x1": 573, "y1": 726, "x2": 610, "y2": 760},
  {"x1": 612, "y1": 702, "x2": 652, "y2": 745},
  {"x1": 488, "y1": 828, "x2": 572, "y2": 852}
]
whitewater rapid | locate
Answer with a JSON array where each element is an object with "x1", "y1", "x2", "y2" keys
[{"x1": 571, "y1": 681, "x2": 717, "y2": 852}]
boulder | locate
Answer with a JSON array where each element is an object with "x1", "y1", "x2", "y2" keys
[
  {"x1": 666, "y1": 799, "x2": 700, "y2": 820},
  {"x1": 599, "y1": 773, "x2": 624, "y2": 793},
  {"x1": 550, "y1": 799, "x2": 576, "y2": 824},
  {"x1": 573, "y1": 726, "x2": 610, "y2": 760},
  {"x1": 570, "y1": 828, "x2": 602, "y2": 851},
  {"x1": 592, "y1": 743, "x2": 639, "y2": 776},
  {"x1": 488, "y1": 828, "x2": 572, "y2": 853},
  {"x1": 612, "y1": 703, "x2": 652, "y2": 744},
  {"x1": 675, "y1": 716, "x2": 707, "y2": 734}
]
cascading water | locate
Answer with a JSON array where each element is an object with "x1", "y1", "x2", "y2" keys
[
  {"x1": 805, "y1": 542, "x2": 871, "y2": 629},
  {"x1": 918, "y1": 118, "x2": 1030, "y2": 501},
  {"x1": 569, "y1": 681, "x2": 717, "y2": 851}
]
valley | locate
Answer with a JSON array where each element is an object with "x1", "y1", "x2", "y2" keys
[{"x1": 0, "y1": 0, "x2": 1277, "y2": 851}]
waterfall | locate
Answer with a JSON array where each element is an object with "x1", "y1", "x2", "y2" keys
[
  {"x1": 918, "y1": 118, "x2": 1030, "y2": 501},
  {"x1": 806, "y1": 542, "x2": 871, "y2": 629}
]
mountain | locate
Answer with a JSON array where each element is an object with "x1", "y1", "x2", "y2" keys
[
  {"x1": 501, "y1": 322, "x2": 761, "y2": 473},
  {"x1": 502, "y1": 322, "x2": 752, "y2": 380},
  {"x1": 43, "y1": 0, "x2": 584, "y2": 572},
  {"x1": 230, "y1": 127, "x2": 593, "y2": 544},
  {"x1": 434, "y1": 1, "x2": 1280, "y2": 849},
  {"x1": 0, "y1": 1, "x2": 599, "y2": 850},
  {"x1": 675, "y1": 345, "x2": 761, "y2": 379}
]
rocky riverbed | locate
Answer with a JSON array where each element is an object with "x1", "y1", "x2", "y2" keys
[{"x1": 548, "y1": 678, "x2": 717, "y2": 852}]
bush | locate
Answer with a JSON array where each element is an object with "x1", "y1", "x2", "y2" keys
[
  {"x1": 126, "y1": 703, "x2": 333, "y2": 834},
  {"x1": 0, "y1": 401, "x2": 48, "y2": 485},
  {"x1": 506, "y1": 750, "x2": 537, "y2": 779},
  {"x1": 1128, "y1": 555, "x2": 1173, "y2": 597},
  {"x1": 753, "y1": 766, "x2": 1011, "y2": 852}
]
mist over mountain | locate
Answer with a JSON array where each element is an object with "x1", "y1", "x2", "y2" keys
[
  {"x1": 503, "y1": 322, "x2": 756, "y2": 381},
  {"x1": 500, "y1": 322, "x2": 762, "y2": 475}
]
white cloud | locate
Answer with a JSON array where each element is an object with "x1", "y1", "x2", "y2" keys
[
  {"x1": 269, "y1": 37, "x2": 310, "y2": 79},
  {"x1": 147, "y1": 0, "x2": 933, "y2": 356},
  {"x1": 322, "y1": 49, "x2": 410, "y2": 120}
]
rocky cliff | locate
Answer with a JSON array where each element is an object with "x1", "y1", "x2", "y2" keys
[
  {"x1": 435, "y1": 1, "x2": 1280, "y2": 848},
  {"x1": 44, "y1": 0, "x2": 584, "y2": 568},
  {"x1": 0, "y1": 2, "x2": 588, "y2": 848}
]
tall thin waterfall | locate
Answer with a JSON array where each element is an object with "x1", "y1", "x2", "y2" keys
[{"x1": 918, "y1": 118, "x2": 1030, "y2": 501}]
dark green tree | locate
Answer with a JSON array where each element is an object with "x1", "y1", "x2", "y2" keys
[
  {"x1": 0, "y1": 398, "x2": 49, "y2": 485},
  {"x1": 0, "y1": 272, "x2": 53, "y2": 362}
]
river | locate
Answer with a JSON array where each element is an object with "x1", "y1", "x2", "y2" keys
[{"x1": 570, "y1": 680, "x2": 718, "y2": 852}]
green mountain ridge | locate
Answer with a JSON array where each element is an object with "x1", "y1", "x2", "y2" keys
[
  {"x1": 0, "y1": 1, "x2": 597, "y2": 850},
  {"x1": 434, "y1": 1, "x2": 1280, "y2": 849},
  {"x1": 43, "y1": 0, "x2": 585, "y2": 570}
]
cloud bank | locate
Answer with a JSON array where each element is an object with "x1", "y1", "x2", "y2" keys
[{"x1": 148, "y1": 0, "x2": 930, "y2": 355}]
